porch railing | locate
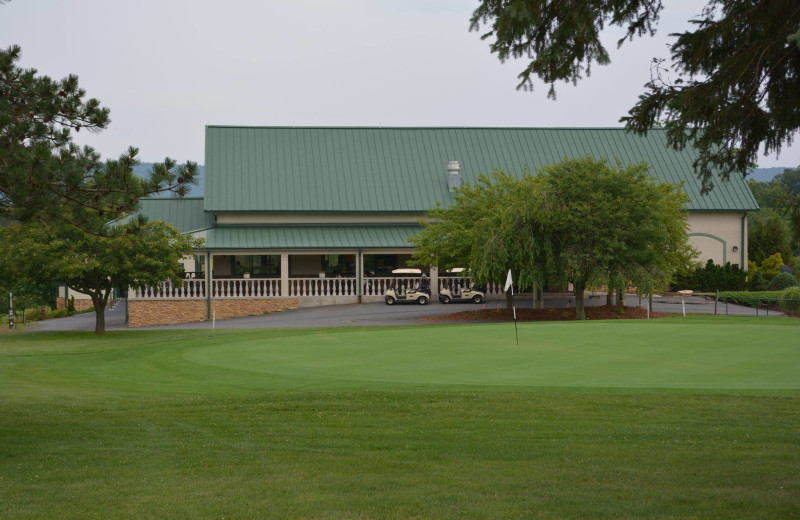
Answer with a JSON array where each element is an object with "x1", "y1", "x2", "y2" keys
[
  {"x1": 129, "y1": 279, "x2": 206, "y2": 300},
  {"x1": 289, "y1": 277, "x2": 358, "y2": 297},
  {"x1": 213, "y1": 278, "x2": 281, "y2": 298},
  {"x1": 363, "y1": 277, "x2": 425, "y2": 297},
  {"x1": 127, "y1": 276, "x2": 511, "y2": 300},
  {"x1": 438, "y1": 276, "x2": 505, "y2": 296}
]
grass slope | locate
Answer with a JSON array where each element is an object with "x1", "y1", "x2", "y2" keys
[{"x1": 1, "y1": 317, "x2": 799, "y2": 518}]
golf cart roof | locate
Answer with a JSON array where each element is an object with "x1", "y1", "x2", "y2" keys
[{"x1": 391, "y1": 268, "x2": 423, "y2": 275}]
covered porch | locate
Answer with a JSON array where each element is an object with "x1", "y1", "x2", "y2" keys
[{"x1": 130, "y1": 252, "x2": 505, "y2": 306}]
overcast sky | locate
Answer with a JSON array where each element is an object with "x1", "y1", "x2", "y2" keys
[{"x1": 2, "y1": 0, "x2": 797, "y2": 168}]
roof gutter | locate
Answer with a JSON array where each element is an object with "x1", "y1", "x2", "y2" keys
[{"x1": 741, "y1": 212, "x2": 747, "y2": 268}]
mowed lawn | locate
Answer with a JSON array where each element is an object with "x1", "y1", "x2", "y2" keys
[{"x1": 1, "y1": 316, "x2": 799, "y2": 518}]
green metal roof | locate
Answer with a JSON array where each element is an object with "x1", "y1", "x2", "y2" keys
[
  {"x1": 194, "y1": 225, "x2": 421, "y2": 250},
  {"x1": 128, "y1": 198, "x2": 212, "y2": 233},
  {"x1": 204, "y1": 126, "x2": 759, "y2": 213}
]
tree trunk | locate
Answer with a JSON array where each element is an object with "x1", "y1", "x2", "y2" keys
[
  {"x1": 91, "y1": 293, "x2": 106, "y2": 335},
  {"x1": 617, "y1": 287, "x2": 625, "y2": 308},
  {"x1": 606, "y1": 289, "x2": 613, "y2": 307},
  {"x1": 505, "y1": 288, "x2": 513, "y2": 309},
  {"x1": 574, "y1": 281, "x2": 586, "y2": 320},
  {"x1": 534, "y1": 284, "x2": 544, "y2": 309}
]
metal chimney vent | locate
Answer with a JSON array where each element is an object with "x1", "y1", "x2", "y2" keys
[{"x1": 447, "y1": 160, "x2": 462, "y2": 192}]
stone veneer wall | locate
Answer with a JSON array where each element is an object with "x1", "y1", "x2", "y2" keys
[
  {"x1": 56, "y1": 297, "x2": 98, "y2": 311},
  {"x1": 127, "y1": 298, "x2": 298, "y2": 328}
]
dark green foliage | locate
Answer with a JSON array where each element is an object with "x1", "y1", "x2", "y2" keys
[
  {"x1": 775, "y1": 166, "x2": 800, "y2": 197},
  {"x1": 767, "y1": 272, "x2": 800, "y2": 291},
  {"x1": 749, "y1": 214, "x2": 794, "y2": 265},
  {"x1": 748, "y1": 179, "x2": 790, "y2": 209},
  {"x1": 470, "y1": 0, "x2": 800, "y2": 193},
  {"x1": 673, "y1": 259, "x2": 747, "y2": 292},
  {"x1": 748, "y1": 270, "x2": 766, "y2": 292},
  {"x1": 66, "y1": 296, "x2": 76, "y2": 315},
  {"x1": 0, "y1": 279, "x2": 56, "y2": 313}
]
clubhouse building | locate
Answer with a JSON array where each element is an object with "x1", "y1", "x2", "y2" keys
[{"x1": 102, "y1": 126, "x2": 758, "y2": 326}]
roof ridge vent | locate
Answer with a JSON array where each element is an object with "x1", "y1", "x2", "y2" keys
[{"x1": 447, "y1": 160, "x2": 462, "y2": 192}]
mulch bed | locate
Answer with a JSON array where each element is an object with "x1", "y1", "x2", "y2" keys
[{"x1": 423, "y1": 305, "x2": 665, "y2": 323}]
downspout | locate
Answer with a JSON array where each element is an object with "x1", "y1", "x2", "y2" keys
[{"x1": 741, "y1": 212, "x2": 747, "y2": 267}]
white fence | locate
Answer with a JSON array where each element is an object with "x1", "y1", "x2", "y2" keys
[
  {"x1": 129, "y1": 279, "x2": 206, "y2": 300},
  {"x1": 129, "y1": 278, "x2": 280, "y2": 300},
  {"x1": 129, "y1": 276, "x2": 508, "y2": 300},
  {"x1": 362, "y1": 277, "x2": 420, "y2": 297},
  {"x1": 438, "y1": 276, "x2": 505, "y2": 296},
  {"x1": 289, "y1": 277, "x2": 358, "y2": 297},
  {"x1": 213, "y1": 278, "x2": 281, "y2": 298}
]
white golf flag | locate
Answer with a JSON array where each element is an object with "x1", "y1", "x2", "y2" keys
[{"x1": 504, "y1": 269, "x2": 513, "y2": 292}]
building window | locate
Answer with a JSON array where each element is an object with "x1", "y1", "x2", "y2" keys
[
  {"x1": 232, "y1": 255, "x2": 280, "y2": 277},
  {"x1": 322, "y1": 254, "x2": 356, "y2": 277}
]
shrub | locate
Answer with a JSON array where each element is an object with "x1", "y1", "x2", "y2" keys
[
  {"x1": 781, "y1": 286, "x2": 800, "y2": 316},
  {"x1": 767, "y1": 272, "x2": 800, "y2": 291},
  {"x1": 49, "y1": 308, "x2": 71, "y2": 319},
  {"x1": 748, "y1": 270, "x2": 766, "y2": 292},
  {"x1": 759, "y1": 253, "x2": 784, "y2": 280},
  {"x1": 672, "y1": 259, "x2": 747, "y2": 292},
  {"x1": 66, "y1": 296, "x2": 76, "y2": 315}
]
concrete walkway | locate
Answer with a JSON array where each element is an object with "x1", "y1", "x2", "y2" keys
[{"x1": 22, "y1": 294, "x2": 783, "y2": 332}]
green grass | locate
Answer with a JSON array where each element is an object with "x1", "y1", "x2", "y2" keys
[{"x1": 2, "y1": 316, "x2": 799, "y2": 518}]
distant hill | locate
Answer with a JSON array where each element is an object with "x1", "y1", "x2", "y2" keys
[
  {"x1": 131, "y1": 163, "x2": 204, "y2": 197},
  {"x1": 749, "y1": 167, "x2": 790, "y2": 183}
]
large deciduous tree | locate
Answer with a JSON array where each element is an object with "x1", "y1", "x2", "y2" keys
[
  {"x1": 544, "y1": 157, "x2": 693, "y2": 318},
  {"x1": 0, "y1": 218, "x2": 202, "y2": 334},
  {"x1": 411, "y1": 157, "x2": 694, "y2": 320},
  {"x1": 470, "y1": 0, "x2": 800, "y2": 193},
  {"x1": 0, "y1": 45, "x2": 197, "y2": 227}
]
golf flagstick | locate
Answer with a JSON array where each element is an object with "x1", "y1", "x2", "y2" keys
[{"x1": 504, "y1": 270, "x2": 518, "y2": 346}]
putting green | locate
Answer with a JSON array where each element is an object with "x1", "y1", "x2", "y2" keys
[
  {"x1": 177, "y1": 319, "x2": 799, "y2": 391},
  {"x1": 7, "y1": 317, "x2": 794, "y2": 395}
]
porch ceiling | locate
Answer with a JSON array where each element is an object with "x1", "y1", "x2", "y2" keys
[{"x1": 194, "y1": 225, "x2": 422, "y2": 250}]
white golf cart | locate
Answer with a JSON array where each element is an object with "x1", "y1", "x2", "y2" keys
[
  {"x1": 384, "y1": 268, "x2": 431, "y2": 305},
  {"x1": 438, "y1": 267, "x2": 485, "y2": 304}
]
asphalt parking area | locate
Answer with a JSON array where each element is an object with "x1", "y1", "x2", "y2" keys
[{"x1": 23, "y1": 294, "x2": 783, "y2": 332}]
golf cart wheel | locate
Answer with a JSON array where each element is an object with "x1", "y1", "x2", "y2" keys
[
  {"x1": 417, "y1": 295, "x2": 429, "y2": 305},
  {"x1": 441, "y1": 295, "x2": 451, "y2": 304},
  {"x1": 385, "y1": 296, "x2": 395, "y2": 305},
  {"x1": 472, "y1": 295, "x2": 483, "y2": 304}
]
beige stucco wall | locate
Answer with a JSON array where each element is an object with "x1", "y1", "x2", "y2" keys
[{"x1": 686, "y1": 212, "x2": 747, "y2": 267}]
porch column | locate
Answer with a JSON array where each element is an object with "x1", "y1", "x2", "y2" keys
[
  {"x1": 430, "y1": 266, "x2": 439, "y2": 297},
  {"x1": 280, "y1": 253, "x2": 289, "y2": 297},
  {"x1": 357, "y1": 249, "x2": 363, "y2": 302}
]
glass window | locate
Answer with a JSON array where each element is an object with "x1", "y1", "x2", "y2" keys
[{"x1": 253, "y1": 255, "x2": 279, "y2": 276}]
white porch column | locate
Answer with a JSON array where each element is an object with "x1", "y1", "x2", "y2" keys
[
  {"x1": 356, "y1": 249, "x2": 363, "y2": 302},
  {"x1": 430, "y1": 266, "x2": 439, "y2": 297},
  {"x1": 280, "y1": 253, "x2": 289, "y2": 297}
]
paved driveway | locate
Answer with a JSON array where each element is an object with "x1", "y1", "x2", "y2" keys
[{"x1": 23, "y1": 294, "x2": 782, "y2": 332}]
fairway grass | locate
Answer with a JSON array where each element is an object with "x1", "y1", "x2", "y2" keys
[{"x1": 2, "y1": 317, "x2": 799, "y2": 518}]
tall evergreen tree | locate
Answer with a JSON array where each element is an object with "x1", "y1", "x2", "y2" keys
[{"x1": 0, "y1": 45, "x2": 197, "y2": 228}]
